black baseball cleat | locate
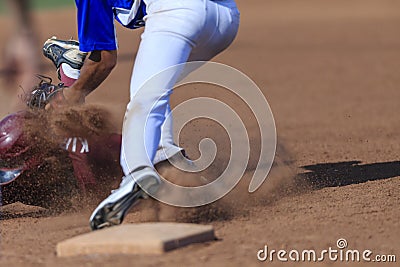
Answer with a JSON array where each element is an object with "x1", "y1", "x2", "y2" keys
[
  {"x1": 42, "y1": 36, "x2": 87, "y2": 71},
  {"x1": 89, "y1": 166, "x2": 160, "y2": 230}
]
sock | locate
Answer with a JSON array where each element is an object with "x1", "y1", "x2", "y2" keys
[{"x1": 60, "y1": 63, "x2": 79, "y2": 86}]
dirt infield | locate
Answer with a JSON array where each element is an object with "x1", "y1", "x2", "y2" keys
[{"x1": 0, "y1": 0, "x2": 399, "y2": 266}]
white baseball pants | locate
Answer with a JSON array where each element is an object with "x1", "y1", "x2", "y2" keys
[{"x1": 121, "y1": 0, "x2": 240, "y2": 174}]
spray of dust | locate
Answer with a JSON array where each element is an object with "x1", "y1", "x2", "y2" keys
[
  {"x1": 141, "y1": 141, "x2": 302, "y2": 223},
  {"x1": 1, "y1": 105, "x2": 119, "y2": 213},
  {"x1": 3, "y1": 105, "x2": 310, "y2": 223}
]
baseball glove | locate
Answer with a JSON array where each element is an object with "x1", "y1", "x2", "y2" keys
[{"x1": 25, "y1": 74, "x2": 65, "y2": 109}]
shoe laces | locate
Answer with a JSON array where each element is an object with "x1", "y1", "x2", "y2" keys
[{"x1": 47, "y1": 46, "x2": 61, "y2": 61}]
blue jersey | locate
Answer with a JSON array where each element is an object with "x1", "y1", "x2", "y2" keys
[{"x1": 75, "y1": 0, "x2": 146, "y2": 52}]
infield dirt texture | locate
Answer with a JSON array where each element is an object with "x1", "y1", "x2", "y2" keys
[{"x1": 0, "y1": 0, "x2": 399, "y2": 266}]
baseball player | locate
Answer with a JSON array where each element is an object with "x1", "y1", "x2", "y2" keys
[
  {"x1": 43, "y1": 0, "x2": 240, "y2": 230},
  {"x1": 3, "y1": 0, "x2": 40, "y2": 111},
  {"x1": 0, "y1": 108, "x2": 123, "y2": 207}
]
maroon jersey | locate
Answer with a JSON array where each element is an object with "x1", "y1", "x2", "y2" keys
[{"x1": 0, "y1": 111, "x2": 122, "y2": 191}]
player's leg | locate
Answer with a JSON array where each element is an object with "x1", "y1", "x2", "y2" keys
[
  {"x1": 92, "y1": 32, "x2": 195, "y2": 230},
  {"x1": 120, "y1": 0, "x2": 208, "y2": 173},
  {"x1": 152, "y1": 103, "x2": 184, "y2": 164},
  {"x1": 148, "y1": 0, "x2": 240, "y2": 166},
  {"x1": 3, "y1": 0, "x2": 40, "y2": 111},
  {"x1": 188, "y1": 0, "x2": 240, "y2": 62},
  {"x1": 91, "y1": 0, "x2": 208, "y2": 230},
  {"x1": 91, "y1": 0, "x2": 240, "y2": 230}
]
